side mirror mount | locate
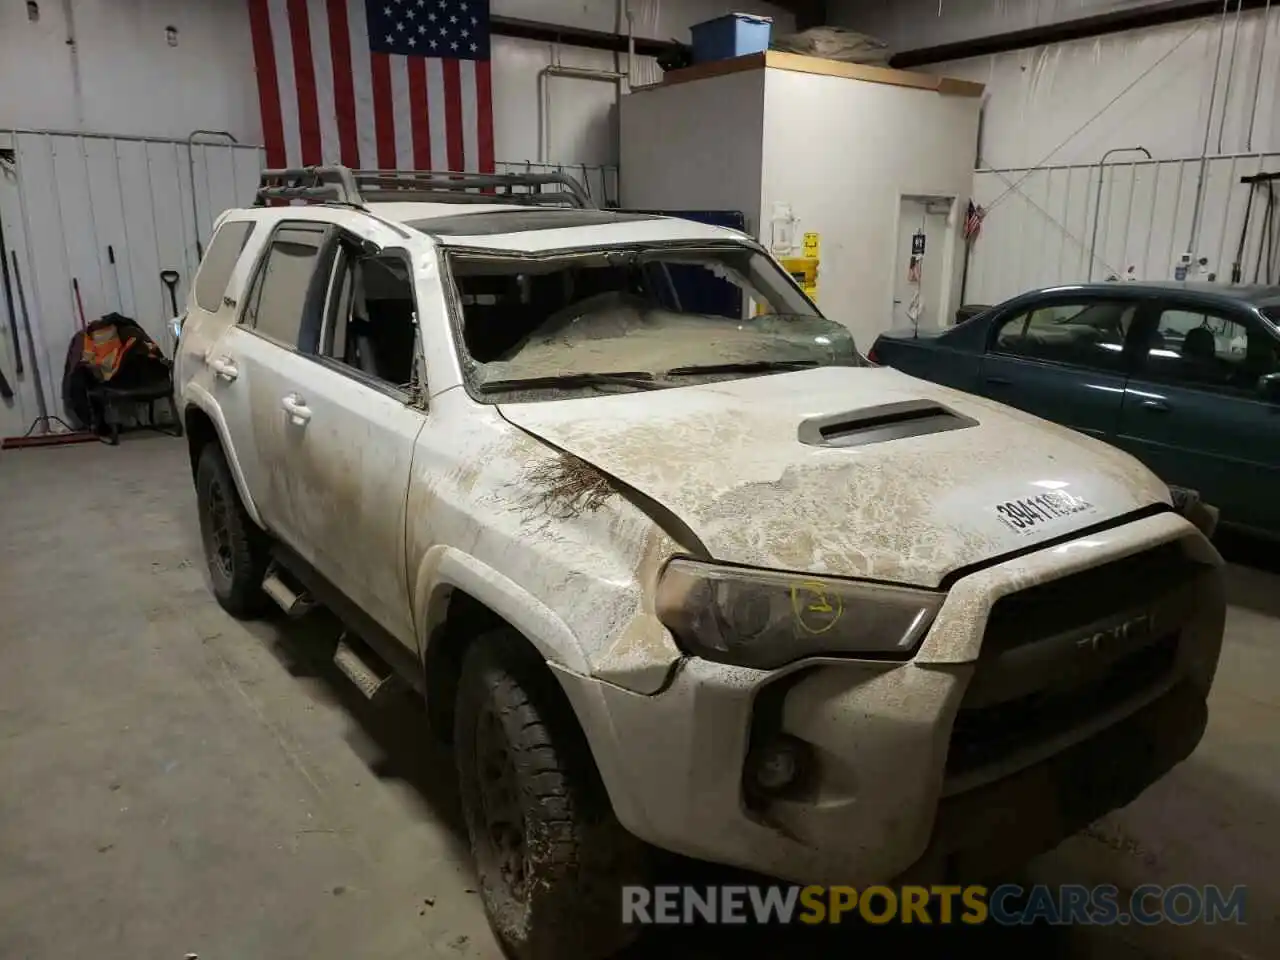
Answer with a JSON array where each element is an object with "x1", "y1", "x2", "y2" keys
[{"x1": 1258, "y1": 372, "x2": 1280, "y2": 403}]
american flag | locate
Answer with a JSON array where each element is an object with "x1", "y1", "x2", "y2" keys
[
  {"x1": 247, "y1": 0, "x2": 495, "y2": 173},
  {"x1": 963, "y1": 199, "x2": 985, "y2": 241}
]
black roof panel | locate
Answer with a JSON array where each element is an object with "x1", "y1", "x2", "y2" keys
[{"x1": 406, "y1": 208, "x2": 662, "y2": 237}]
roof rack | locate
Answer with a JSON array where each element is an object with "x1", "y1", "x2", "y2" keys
[{"x1": 254, "y1": 166, "x2": 594, "y2": 209}]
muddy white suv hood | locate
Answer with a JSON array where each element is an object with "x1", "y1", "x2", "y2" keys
[{"x1": 498, "y1": 366, "x2": 1171, "y2": 587}]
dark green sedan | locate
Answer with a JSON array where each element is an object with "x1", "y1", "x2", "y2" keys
[{"x1": 870, "y1": 282, "x2": 1280, "y2": 537}]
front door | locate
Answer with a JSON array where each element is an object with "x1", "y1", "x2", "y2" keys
[
  {"x1": 977, "y1": 295, "x2": 1142, "y2": 439},
  {"x1": 1117, "y1": 301, "x2": 1280, "y2": 532}
]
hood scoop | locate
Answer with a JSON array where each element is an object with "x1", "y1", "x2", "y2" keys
[{"x1": 797, "y1": 400, "x2": 977, "y2": 448}]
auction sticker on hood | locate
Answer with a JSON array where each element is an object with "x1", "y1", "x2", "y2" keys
[{"x1": 995, "y1": 489, "x2": 1096, "y2": 535}]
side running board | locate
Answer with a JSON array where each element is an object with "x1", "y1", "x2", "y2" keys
[
  {"x1": 333, "y1": 633, "x2": 397, "y2": 702},
  {"x1": 262, "y1": 563, "x2": 318, "y2": 618}
]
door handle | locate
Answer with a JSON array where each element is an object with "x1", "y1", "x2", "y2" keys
[
  {"x1": 209, "y1": 356, "x2": 239, "y2": 382},
  {"x1": 1139, "y1": 398, "x2": 1170, "y2": 413},
  {"x1": 281, "y1": 394, "x2": 312, "y2": 425},
  {"x1": 985, "y1": 376, "x2": 1012, "y2": 386}
]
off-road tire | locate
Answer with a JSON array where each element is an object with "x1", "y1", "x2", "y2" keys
[
  {"x1": 196, "y1": 443, "x2": 270, "y2": 619},
  {"x1": 455, "y1": 631, "x2": 648, "y2": 960}
]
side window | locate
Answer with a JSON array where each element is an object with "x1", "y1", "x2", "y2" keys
[
  {"x1": 1139, "y1": 306, "x2": 1279, "y2": 394},
  {"x1": 193, "y1": 220, "x2": 255, "y2": 312},
  {"x1": 318, "y1": 244, "x2": 418, "y2": 390},
  {"x1": 242, "y1": 225, "x2": 326, "y2": 346},
  {"x1": 992, "y1": 300, "x2": 1134, "y2": 370}
]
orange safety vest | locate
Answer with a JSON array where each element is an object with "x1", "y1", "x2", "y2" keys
[{"x1": 81, "y1": 323, "x2": 137, "y2": 381}]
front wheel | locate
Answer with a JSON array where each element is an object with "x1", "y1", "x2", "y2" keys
[
  {"x1": 455, "y1": 631, "x2": 647, "y2": 960},
  {"x1": 195, "y1": 443, "x2": 269, "y2": 618}
]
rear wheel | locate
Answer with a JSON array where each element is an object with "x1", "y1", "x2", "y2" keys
[
  {"x1": 196, "y1": 443, "x2": 269, "y2": 618},
  {"x1": 455, "y1": 631, "x2": 647, "y2": 960}
]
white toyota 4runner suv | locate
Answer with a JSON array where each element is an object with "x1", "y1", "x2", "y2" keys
[{"x1": 176, "y1": 166, "x2": 1225, "y2": 959}]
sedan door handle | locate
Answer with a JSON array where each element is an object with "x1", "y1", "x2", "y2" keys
[
  {"x1": 984, "y1": 376, "x2": 1012, "y2": 386},
  {"x1": 281, "y1": 393, "x2": 312, "y2": 425},
  {"x1": 209, "y1": 356, "x2": 239, "y2": 382},
  {"x1": 1139, "y1": 398, "x2": 1170, "y2": 412}
]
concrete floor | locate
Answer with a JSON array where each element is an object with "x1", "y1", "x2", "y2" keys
[{"x1": 0, "y1": 436, "x2": 1275, "y2": 960}]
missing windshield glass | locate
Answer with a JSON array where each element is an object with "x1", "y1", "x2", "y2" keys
[{"x1": 448, "y1": 244, "x2": 859, "y2": 397}]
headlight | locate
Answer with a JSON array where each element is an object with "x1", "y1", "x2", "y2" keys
[{"x1": 655, "y1": 559, "x2": 944, "y2": 670}]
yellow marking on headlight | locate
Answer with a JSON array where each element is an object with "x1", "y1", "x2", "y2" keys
[{"x1": 791, "y1": 581, "x2": 844, "y2": 635}]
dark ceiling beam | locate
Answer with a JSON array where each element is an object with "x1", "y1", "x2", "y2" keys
[
  {"x1": 490, "y1": 16, "x2": 683, "y2": 57},
  {"x1": 492, "y1": 3, "x2": 828, "y2": 58},
  {"x1": 890, "y1": 0, "x2": 1268, "y2": 69}
]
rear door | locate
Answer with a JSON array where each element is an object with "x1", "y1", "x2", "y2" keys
[
  {"x1": 1117, "y1": 299, "x2": 1280, "y2": 531},
  {"x1": 213, "y1": 221, "x2": 333, "y2": 542},
  {"x1": 978, "y1": 293, "x2": 1143, "y2": 438},
  {"x1": 249, "y1": 232, "x2": 427, "y2": 648}
]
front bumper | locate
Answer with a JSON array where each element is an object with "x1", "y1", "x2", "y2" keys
[{"x1": 553, "y1": 511, "x2": 1225, "y2": 885}]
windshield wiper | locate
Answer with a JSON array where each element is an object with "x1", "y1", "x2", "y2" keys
[
  {"x1": 476, "y1": 371, "x2": 659, "y2": 393},
  {"x1": 665, "y1": 359, "x2": 820, "y2": 377}
]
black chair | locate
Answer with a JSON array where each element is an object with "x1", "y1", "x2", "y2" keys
[
  {"x1": 65, "y1": 314, "x2": 184, "y2": 445},
  {"x1": 86, "y1": 375, "x2": 183, "y2": 445}
]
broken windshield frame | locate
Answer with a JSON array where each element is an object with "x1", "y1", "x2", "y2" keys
[{"x1": 443, "y1": 240, "x2": 863, "y2": 401}]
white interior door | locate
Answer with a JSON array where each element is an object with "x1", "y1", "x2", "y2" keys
[{"x1": 892, "y1": 196, "x2": 953, "y2": 331}]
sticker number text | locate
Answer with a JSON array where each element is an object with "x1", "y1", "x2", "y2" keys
[{"x1": 995, "y1": 490, "x2": 1093, "y2": 534}]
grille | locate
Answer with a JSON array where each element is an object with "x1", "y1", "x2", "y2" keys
[
  {"x1": 980, "y1": 542, "x2": 1196, "y2": 658},
  {"x1": 946, "y1": 541, "x2": 1206, "y2": 779},
  {"x1": 946, "y1": 633, "x2": 1178, "y2": 776}
]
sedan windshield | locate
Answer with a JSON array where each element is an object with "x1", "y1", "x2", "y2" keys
[{"x1": 448, "y1": 244, "x2": 861, "y2": 397}]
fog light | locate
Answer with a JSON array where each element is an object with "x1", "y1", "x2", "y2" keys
[{"x1": 747, "y1": 735, "x2": 807, "y2": 793}]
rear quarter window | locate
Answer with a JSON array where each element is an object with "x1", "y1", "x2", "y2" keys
[{"x1": 193, "y1": 220, "x2": 256, "y2": 312}]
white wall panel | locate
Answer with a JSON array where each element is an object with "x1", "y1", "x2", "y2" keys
[
  {"x1": 0, "y1": 0, "x2": 259, "y2": 142},
  {"x1": 966, "y1": 152, "x2": 1280, "y2": 305},
  {"x1": 826, "y1": 3, "x2": 1280, "y2": 313},
  {"x1": 927, "y1": 11, "x2": 1280, "y2": 168},
  {"x1": 0, "y1": 132, "x2": 263, "y2": 439}
]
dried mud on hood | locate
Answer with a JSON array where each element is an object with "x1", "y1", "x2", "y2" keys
[{"x1": 498, "y1": 366, "x2": 1171, "y2": 588}]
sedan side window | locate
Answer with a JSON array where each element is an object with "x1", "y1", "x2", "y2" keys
[
  {"x1": 992, "y1": 300, "x2": 1133, "y2": 370},
  {"x1": 1138, "y1": 307, "x2": 1279, "y2": 394}
]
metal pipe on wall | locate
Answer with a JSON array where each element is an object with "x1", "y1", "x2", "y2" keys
[
  {"x1": 1087, "y1": 146, "x2": 1151, "y2": 279},
  {"x1": 1189, "y1": 1, "x2": 1234, "y2": 258},
  {"x1": 1245, "y1": 0, "x2": 1274, "y2": 151},
  {"x1": 1216, "y1": 0, "x2": 1245, "y2": 154},
  {"x1": 979, "y1": 148, "x2": 1280, "y2": 174},
  {"x1": 10, "y1": 134, "x2": 56, "y2": 417},
  {"x1": 8, "y1": 127, "x2": 261, "y2": 149},
  {"x1": 185, "y1": 130, "x2": 237, "y2": 258},
  {"x1": 537, "y1": 64, "x2": 627, "y2": 164},
  {"x1": 626, "y1": 4, "x2": 636, "y2": 93}
]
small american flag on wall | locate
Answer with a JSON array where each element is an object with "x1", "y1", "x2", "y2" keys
[
  {"x1": 963, "y1": 199, "x2": 985, "y2": 240},
  {"x1": 247, "y1": 0, "x2": 495, "y2": 173}
]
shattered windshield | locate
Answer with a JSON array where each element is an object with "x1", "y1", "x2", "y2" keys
[{"x1": 447, "y1": 244, "x2": 862, "y2": 398}]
